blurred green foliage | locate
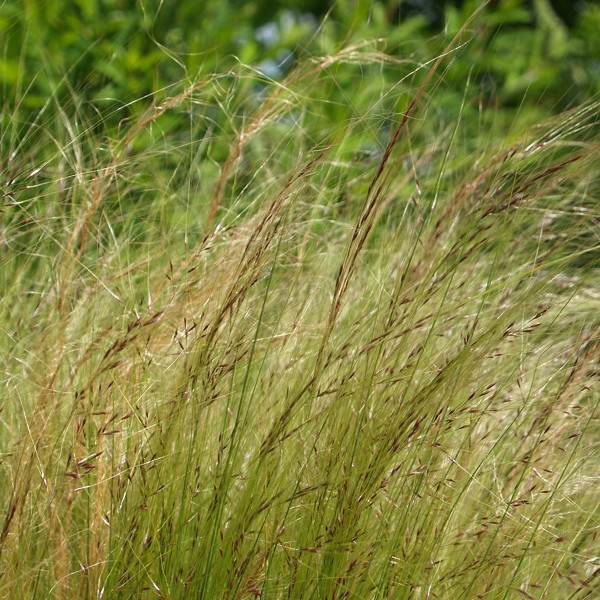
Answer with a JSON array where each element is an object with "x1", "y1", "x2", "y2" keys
[{"x1": 0, "y1": 0, "x2": 598, "y2": 137}]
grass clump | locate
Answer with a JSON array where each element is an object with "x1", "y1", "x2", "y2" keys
[{"x1": 1, "y1": 12, "x2": 600, "y2": 600}]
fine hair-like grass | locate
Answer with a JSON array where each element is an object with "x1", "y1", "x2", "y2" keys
[{"x1": 1, "y1": 18, "x2": 600, "y2": 600}]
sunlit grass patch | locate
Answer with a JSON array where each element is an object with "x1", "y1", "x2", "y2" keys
[{"x1": 1, "y1": 19, "x2": 600, "y2": 599}]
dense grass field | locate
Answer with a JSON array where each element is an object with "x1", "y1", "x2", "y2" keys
[{"x1": 1, "y1": 2, "x2": 600, "y2": 598}]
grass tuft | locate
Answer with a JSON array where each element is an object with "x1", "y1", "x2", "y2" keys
[{"x1": 1, "y1": 21, "x2": 600, "y2": 599}]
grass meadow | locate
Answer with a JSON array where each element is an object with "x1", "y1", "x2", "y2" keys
[{"x1": 1, "y1": 4, "x2": 600, "y2": 598}]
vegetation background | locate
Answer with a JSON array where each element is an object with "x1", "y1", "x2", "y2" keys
[{"x1": 1, "y1": 0, "x2": 599, "y2": 598}]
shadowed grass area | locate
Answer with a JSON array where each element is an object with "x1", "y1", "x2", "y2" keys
[{"x1": 1, "y1": 20, "x2": 600, "y2": 599}]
